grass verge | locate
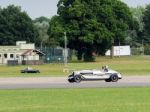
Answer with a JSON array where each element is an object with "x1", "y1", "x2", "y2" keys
[
  {"x1": 0, "y1": 87, "x2": 150, "y2": 112},
  {"x1": 0, "y1": 56, "x2": 149, "y2": 77}
]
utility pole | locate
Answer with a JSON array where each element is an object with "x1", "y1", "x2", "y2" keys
[
  {"x1": 64, "y1": 32, "x2": 67, "y2": 67},
  {"x1": 110, "y1": 38, "x2": 114, "y2": 59},
  {"x1": 142, "y1": 39, "x2": 144, "y2": 55},
  {"x1": 118, "y1": 39, "x2": 120, "y2": 57}
]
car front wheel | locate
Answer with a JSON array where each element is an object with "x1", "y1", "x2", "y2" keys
[
  {"x1": 74, "y1": 75, "x2": 82, "y2": 83},
  {"x1": 110, "y1": 74, "x2": 118, "y2": 82}
]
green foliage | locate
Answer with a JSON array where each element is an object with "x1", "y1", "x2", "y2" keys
[
  {"x1": 143, "y1": 4, "x2": 150, "y2": 44},
  {"x1": 34, "y1": 16, "x2": 50, "y2": 23},
  {"x1": 131, "y1": 6, "x2": 145, "y2": 31},
  {"x1": 131, "y1": 47, "x2": 143, "y2": 55},
  {"x1": 0, "y1": 5, "x2": 38, "y2": 45},
  {"x1": 48, "y1": 15, "x2": 64, "y2": 47},
  {"x1": 128, "y1": 6, "x2": 145, "y2": 47},
  {"x1": 34, "y1": 16, "x2": 50, "y2": 47},
  {"x1": 144, "y1": 45, "x2": 150, "y2": 55},
  {"x1": 48, "y1": 0, "x2": 133, "y2": 61}
]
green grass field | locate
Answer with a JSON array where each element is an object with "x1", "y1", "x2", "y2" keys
[
  {"x1": 0, "y1": 56, "x2": 149, "y2": 77},
  {"x1": 0, "y1": 87, "x2": 150, "y2": 112}
]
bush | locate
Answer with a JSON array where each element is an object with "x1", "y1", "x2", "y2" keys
[
  {"x1": 131, "y1": 47, "x2": 142, "y2": 55},
  {"x1": 144, "y1": 45, "x2": 150, "y2": 55}
]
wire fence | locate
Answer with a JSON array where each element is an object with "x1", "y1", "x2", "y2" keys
[{"x1": 37, "y1": 47, "x2": 73, "y2": 63}]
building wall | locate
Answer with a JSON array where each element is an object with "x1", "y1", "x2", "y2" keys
[
  {"x1": 0, "y1": 53, "x2": 22, "y2": 64},
  {"x1": 20, "y1": 44, "x2": 35, "y2": 49},
  {"x1": 23, "y1": 55, "x2": 39, "y2": 61},
  {"x1": 0, "y1": 53, "x2": 40, "y2": 64},
  {"x1": 105, "y1": 46, "x2": 131, "y2": 56},
  {"x1": 16, "y1": 41, "x2": 26, "y2": 46},
  {"x1": 0, "y1": 41, "x2": 39, "y2": 65}
]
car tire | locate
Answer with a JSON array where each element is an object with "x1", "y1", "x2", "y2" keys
[
  {"x1": 68, "y1": 79, "x2": 74, "y2": 83},
  {"x1": 110, "y1": 74, "x2": 118, "y2": 82},
  {"x1": 105, "y1": 79, "x2": 111, "y2": 82},
  {"x1": 74, "y1": 75, "x2": 82, "y2": 83}
]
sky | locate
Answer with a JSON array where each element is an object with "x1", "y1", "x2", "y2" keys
[{"x1": 0, "y1": 0, "x2": 150, "y2": 19}]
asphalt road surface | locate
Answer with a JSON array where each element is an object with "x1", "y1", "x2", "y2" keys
[{"x1": 0, "y1": 76, "x2": 150, "y2": 89}]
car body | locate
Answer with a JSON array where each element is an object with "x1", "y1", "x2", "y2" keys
[
  {"x1": 21, "y1": 67, "x2": 40, "y2": 73},
  {"x1": 68, "y1": 68, "x2": 122, "y2": 83}
]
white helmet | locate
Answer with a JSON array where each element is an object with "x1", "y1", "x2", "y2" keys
[{"x1": 105, "y1": 65, "x2": 108, "y2": 69}]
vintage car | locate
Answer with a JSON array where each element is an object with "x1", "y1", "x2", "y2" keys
[
  {"x1": 21, "y1": 67, "x2": 40, "y2": 73},
  {"x1": 68, "y1": 66, "x2": 122, "y2": 83}
]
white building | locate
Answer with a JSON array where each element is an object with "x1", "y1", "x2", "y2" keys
[
  {"x1": 105, "y1": 46, "x2": 131, "y2": 56},
  {"x1": 0, "y1": 41, "x2": 44, "y2": 65}
]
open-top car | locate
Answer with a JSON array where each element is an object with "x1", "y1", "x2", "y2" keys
[
  {"x1": 68, "y1": 66, "x2": 122, "y2": 83},
  {"x1": 21, "y1": 67, "x2": 40, "y2": 73}
]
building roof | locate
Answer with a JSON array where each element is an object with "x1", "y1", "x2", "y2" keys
[
  {"x1": 0, "y1": 42, "x2": 44, "y2": 55},
  {"x1": 21, "y1": 49, "x2": 45, "y2": 56}
]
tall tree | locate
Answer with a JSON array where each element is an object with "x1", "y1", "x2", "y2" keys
[
  {"x1": 127, "y1": 6, "x2": 145, "y2": 47},
  {"x1": 48, "y1": 0, "x2": 133, "y2": 61},
  {"x1": 34, "y1": 16, "x2": 50, "y2": 47},
  {"x1": 48, "y1": 15, "x2": 64, "y2": 47},
  {"x1": 143, "y1": 4, "x2": 150, "y2": 44},
  {"x1": 0, "y1": 5, "x2": 38, "y2": 45}
]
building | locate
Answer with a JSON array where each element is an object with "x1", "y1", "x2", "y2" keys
[
  {"x1": 0, "y1": 41, "x2": 44, "y2": 65},
  {"x1": 105, "y1": 46, "x2": 131, "y2": 56}
]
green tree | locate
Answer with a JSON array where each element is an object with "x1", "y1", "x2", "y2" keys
[
  {"x1": 34, "y1": 16, "x2": 50, "y2": 47},
  {"x1": 143, "y1": 4, "x2": 150, "y2": 44},
  {"x1": 127, "y1": 6, "x2": 145, "y2": 47},
  {"x1": 0, "y1": 5, "x2": 38, "y2": 45},
  {"x1": 131, "y1": 6, "x2": 145, "y2": 31},
  {"x1": 48, "y1": 0, "x2": 133, "y2": 61},
  {"x1": 48, "y1": 15, "x2": 64, "y2": 47}
]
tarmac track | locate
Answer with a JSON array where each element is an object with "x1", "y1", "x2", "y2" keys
[{"x1": 0, "y1": 76, "x2": 150, "y2": 89}]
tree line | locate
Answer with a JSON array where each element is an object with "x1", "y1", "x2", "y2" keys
[{"x1": 0, "y1": 0, "x2": 150, "y2": 61}]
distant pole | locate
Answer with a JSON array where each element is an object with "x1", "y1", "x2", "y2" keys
[
  {"x1": 64, "y1": 32, "x2": 67, "y2": 67},
  {"x1": 119, "y1": 39, "x2": 120, "y2": 57},
  {"x1": 142, "y1": 39, "x2": 144, "y2": 55},
  {"x1": 110, "y1": 38, "x2": 114, "y2": 59},
  {"x1": 40, "y1": 40, "x2": 43, "y2": 50}
]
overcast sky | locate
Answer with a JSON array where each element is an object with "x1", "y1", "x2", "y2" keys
[{"x1": 0, "y1": 0, "x2": 150, "y2": 19}]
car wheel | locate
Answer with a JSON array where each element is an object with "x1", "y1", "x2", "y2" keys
[
  {"x1": 74, "y1": 75, "x2": 82, "y2": 83},
  {"x1": 105, "y1": 79, "x2": 111, "y2": 82},
  {"x1": 110, "y1": 74, "x2": 118, "y2": 82},
  {"x1": 68, "y1": 79, "x2": 74, "y2": 83}
]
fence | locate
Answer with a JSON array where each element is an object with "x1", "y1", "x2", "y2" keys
[
  {"x1": 131, "y1": 47, "x2": 144, "y2": 55},
  {"x1": 37, "y1": 47, "x2": 72, "y2": 63}
]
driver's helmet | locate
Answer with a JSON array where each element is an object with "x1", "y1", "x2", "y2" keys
[
  {"x1": 27, "y1": 66, "x2": 32, "y2": 70},
  {"x1": 104, "y1": 65, "x2": 109, "y2": 72},
  {"x1": 105, "y1": 65, "x2": 108, "y2": 69}
]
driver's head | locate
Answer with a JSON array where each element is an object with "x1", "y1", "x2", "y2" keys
[{"x1": 105, "y1": 65, "x2": 108, "y2": 69}]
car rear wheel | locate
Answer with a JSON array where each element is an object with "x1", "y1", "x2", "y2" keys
[
  {"x1": 110, "y1": 74, "x2": 118, "y2": 82},
  {"x1": 74, "y1": 75, "x2": 82, "y2": 83}
]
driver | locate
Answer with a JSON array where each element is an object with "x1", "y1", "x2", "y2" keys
[
  {"x1": 102, "y1": 65, "x2": 109, "y2": 72},
  {"x1": 27, "y1": 66, "x2": 32, "y2": 70}
]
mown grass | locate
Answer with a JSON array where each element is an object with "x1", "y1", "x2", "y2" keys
[
  {"x1": 0, "y1": 87, "x2": 150, "y2": 112},
  {"x1": 0, "y1": 56, "x2": 149, "y2": 77}
]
